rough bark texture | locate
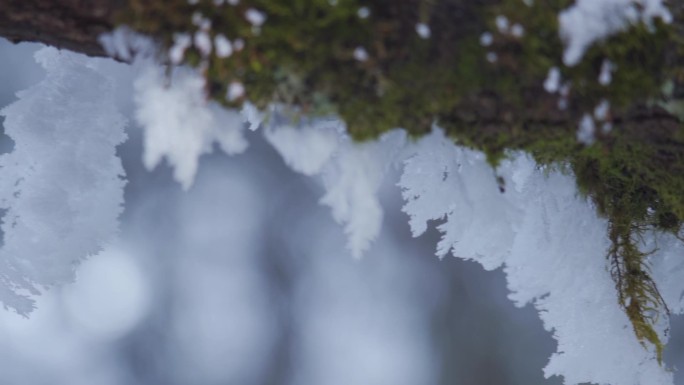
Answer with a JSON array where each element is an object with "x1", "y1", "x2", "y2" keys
[{"x1": 0, "y1": 0, "x2": 123, "y2": 57}]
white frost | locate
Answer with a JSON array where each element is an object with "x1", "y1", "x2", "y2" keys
[
  {"x1": 0, "y1": 48, "x2": 127, "y2": 315},
  {"x1": 320, "y1": 130, "x2": 406, "y2": 258},
  {"x1": 353, "y1": 47, "x2": 369, "y2": 62},
  {"x1": 577, "y1": 113, "x2": 596, "y2": 145},
  {"x1": 544, "y1": 67, "x2": 562, "y2": 93},
  {"x1": 415, "y1": 23, "x2": 431, "y2": 39},
  {"x1": 214, "y1": 34, "x2": 233, "y2": 58},
  {"x1": 559, "y1": 0, "x2": 671, "y2": 66},
  {"x1": 399, "y1": 129, "x2": 675, "y2": 385},
  {"x1": 245, "y1": 8, "x2": 266, "y2": 27},
  {"x1": 599, "y1": 59, "x2": 615, "y2": 86},
  {"x1": 264, "y1": 120, "x2": 340, "y2": 176},
  {"x1": 134, "y1": 65, "x2": 248, "y2": 190},
  {"x1": 266, "y1": 119, "x2": 405, "y2": 258},
  {"x1": 169, "y1": 33, "x2": 192, "y2": 64}
]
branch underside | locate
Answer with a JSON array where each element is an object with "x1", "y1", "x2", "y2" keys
[{"x1": 0, "y1": 0, "x2": 122, "y2": 57}]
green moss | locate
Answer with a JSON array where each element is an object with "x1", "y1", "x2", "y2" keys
[{"x1": 118, "y1": 0, "x2": 684, "y2": 360}]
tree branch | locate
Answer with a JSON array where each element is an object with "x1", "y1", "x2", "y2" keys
[{"x1": 0, "y1": 0, "x2": 123, "y2": 57}]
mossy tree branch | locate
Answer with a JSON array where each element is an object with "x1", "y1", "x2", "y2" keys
[{"x1": 3, "y1": 0, "x2": 684, "y2": 359}]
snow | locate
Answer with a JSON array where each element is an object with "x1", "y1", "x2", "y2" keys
[
  {"x1": 3, "y1": 3, "x2": 684, "y2": 382},
  {"x1": 415, "y1": 23, "x2": 431, "y2": 39},
  {"x1": 245, "y1": 8, "x2": 266, "y2": 27},
  {"x1": 320, "y1": 130, "x2": 406, "y2": 257},
  {"x1": 480, "y1": 32, "x2": 494, "y2": 47},
  {"x1": 544, "y1": 67, "x2": 562, "y2": 93},
  {"x1": 0, "y1": 47, "x2": 127, "y2": 315},
  {"x1": 133, "y1": 64, "x2": 248, "y2": 190},
  {"x1": 264, "y1": 120, "x2": 340, "y2": 176},
  {"x1": 577, "y1": 113, "x2": 596, "y2": 145},
  {"x1": 194, "y1": 31, "x2": 212, "y2": 57},
  {"x1": 169, "y1": 33, "x2": 192, "y2": 64},
  {"x1": 227, "y1": 81, "x2": 245, "y2": 101},
  {"x1": 594, "y1": 99, "x2": 611, "y2": 121},
  {"x1": 214, "y1": 34, "x2": 233, "y2": 58},
  {"x1": 599, "y1": 59, "x2": 615, "y2": 86},
  {"x1": 265, "y1": 118, "x2": 406, "y2": 258},
  {"x1": 357, "y1": 7, "x2": 370, "y2": 19},
  {"x1": 559, "y1": 0, "x2": 671, "y2": 66},
  {"x1": 510, "y1": 23, "x2": 525, "y2": 38},
  {"x1": 400, "y1": 130, "x2": 517, "y2": 268},
  {"x1": 98, "y1": 26, "x2": 154, "y2": 63},
  {"x1": 353, "y1": 47, "x2": 369, "y2": 62},
  {"x1": 399, "y1": 129, "x2": 677, "y2": 384},
  {"x1": 241, "y1": 102, "x2": 263, "y2": 131},
  {"x1": 496, "y1": 15, "x2": 510, "y2": 33}
]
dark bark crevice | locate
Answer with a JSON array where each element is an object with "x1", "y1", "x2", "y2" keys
[{"x1": 0, "y1": 0, "x2": 123, "y2": 57}]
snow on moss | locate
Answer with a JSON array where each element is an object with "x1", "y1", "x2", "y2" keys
[
  {"x1": 559, "y1": 0, "x2": 671, "y2": 65},
  {"x1": 400, "y1": 129, "x2": 678, "y2": 385},
  {"x1": 133, "y1": 64, "x2": 248, "y2": 189}
]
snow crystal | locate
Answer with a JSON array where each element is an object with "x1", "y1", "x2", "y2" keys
[
  {"x1": 544, "y1": 67, "x2": 562, "y2": 93},
  {"x1": 399, "y1": 129, "x2": 675, "y2": 384},
  {"x1": 191, "y1": 12, "x2": 204, "y2": 26},
  {"x1": 227, "y1": 81, "x2": 246, "y2": 102},
  {"x1": 479, "y1": 32, "x2": 494, "y2": 47},
  {"x1": 400, "y1": 130, "x2": 517, "y2": 268},
  {"x1": 98, "y1": 26, "x2": 155, "y2": 62},
  {"x1": 577, "y1": 113, "x2": 596, "y2": 145},
  {"x1": 559, "y1": 0, "x2": 671, "y2": 66},
  {"x1": 320, "y1": 130, "x2": 406, "y2": 258},
  {"x1": 357, "y1": 7, "x2": 370, "y2": 19},
  {"x1": 415, "y1": 23, "x2": 431, "y2": 39},
  {"x1": 194, "y1": 31, "x2": 212, "y2": 57},
  {"x1": 510, "y1": 23, "x2": 525, "y2": 38},
  {"x1": 245, "y1": 8, "x2": 266, "y2": 27},
  {"x1": 133, "y1": 65, "x2": 248, "y2": 189},
  {"x1": 495, "y1": 15, "x2": 510, "y2": 33},
  {"x1": 241, "y1": 102, "x2": 263, "y2": 131},
  {"x1": 0, "y1": 48, "x2": 128, "y2": 315},
  {"x1": 599, "y1": 59, "x2": 615, "y2": 86},
  {"x1": 264, "y1": 120, "x2": 340, "y2": 176},
  {"x1": 266, "y1": 119, "x2": 405, "y2": 258},
  {"x1": 594, "y1": 99, "x2": 611, "y2": 121},
  {"x1": 353, "y1": 47, "x2": 369, "y2": 62},
  {"x1": 169, "y1": 33, "x2": 192, "y2": 64},
  {"x1": 214, "y1": 34, "x2": 233, "y2": 58}
]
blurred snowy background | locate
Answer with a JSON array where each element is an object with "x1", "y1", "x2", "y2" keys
[{"x1": 1, "y1": 38, "x2": 684, "y2": 385}]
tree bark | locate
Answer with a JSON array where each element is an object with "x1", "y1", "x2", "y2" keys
[{"x1": 0, "y1": 0, "x2": 122, "y2": 57}]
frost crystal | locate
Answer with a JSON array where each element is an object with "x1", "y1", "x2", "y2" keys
[
  {"x1": 0, "y1": 48, "x2": 127, "y2": 315},
  {"x1": 399, "y1": 129, "x2": 678, "y2": 385},
  {"x1": 134, "y1": 65, "x2": 248, "y2": 189},
  {"x1": 320, "y1": 130, "x2": 406, "y2": 258},
  {"x1": 266, "y1": 119, "x2": 405, "y2": 257},
  {"x1": 264, "y1": 120, "x2": 340, "y2": 176},
  {"x1": 559, "y1": 0, "x2": 671, "y2": 66},
  {"x1": 214, "y1": 34, "x2": 233, "y2": 58},
  {"x1": 544, "y1": 67, "x2": 562, "y2": 93},
  {"x1": 415, "y1": 23, "x2": 431, "y2": 39}
]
